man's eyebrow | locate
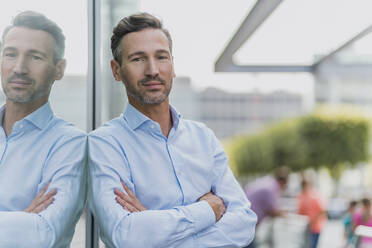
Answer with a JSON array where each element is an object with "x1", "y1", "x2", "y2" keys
[
  {"x1": 2, "y1": 47, "x2": 16, "y2": 52},
  {"x1": 156, "y1": 49, "x2": 171, "y2": 55},
  {"x1": 127, "y1": 51, "x2": 146, "y2": 60},
  {"x1": 127, "y1": 49, "x2": 171, "y2": 59},
  {"x1": 2, "y1": 47, "x2": 48, "y2": 58},
  {"x1": 29, "y1": 49, "x2": 48, "y2": 58}
]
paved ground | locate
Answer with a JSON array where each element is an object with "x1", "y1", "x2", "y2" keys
[
  {"x1": 70, "y1": 215, "x2": 345, "y2": 248},
  {"x1": 318, "y1": 219, "x2": 345, "y2": 248}
]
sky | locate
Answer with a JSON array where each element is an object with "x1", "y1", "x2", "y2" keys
[{"x1": 1, "y1": 0, "x2": 371, "y2": 108}]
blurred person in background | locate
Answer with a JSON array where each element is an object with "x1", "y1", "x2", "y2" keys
[
  {"x1": 0, "y1": 11, "x2": 86, "y2": 247},
  {"x1": 353, "y1": 198, "x2": 372, "y2": 248},
  {"x1": 244, "y1": 167, "x2": 289, "y2": 248},
  {"x1": 343, "y1": 200, "x2": 357, "y2": 246},
  {"x1": 297, "y1": 178, "x2": 327, "y2": 248}
]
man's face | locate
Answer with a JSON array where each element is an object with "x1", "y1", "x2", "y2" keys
[
  {"x1": 111, "y1": 28, "x2": 175, "y2": 105},
  {"x1": 0, "y1": 27, "x2": 65, "y2": 104}
]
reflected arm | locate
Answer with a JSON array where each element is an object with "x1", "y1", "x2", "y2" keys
[{"x1": 0, "y1": 133, "x2": 87, "y2": 247}]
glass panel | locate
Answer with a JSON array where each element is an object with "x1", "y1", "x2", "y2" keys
[
  {"x1": 98, "y1": 0, "x2": 138, "y2": 126},
  {"x1": 0, "y1": 1, "x2": 88, "y2": 247},
  {"x1": 333, "y1": 30, "x2": 372, "y2": 64},
  {"x1": 95, "y1": 0, "x2": 138, "y2": 246},
  {"x1": 234, "y1": 0, "x2": 372, "y2": 65}
]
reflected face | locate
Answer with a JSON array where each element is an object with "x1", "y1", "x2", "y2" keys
[
  {"x1": 1, "y1": 27, "x2": 64, "y2": 103},
  {"x1": 111, "y1": 28, "x2": 175, "y2": 105}
]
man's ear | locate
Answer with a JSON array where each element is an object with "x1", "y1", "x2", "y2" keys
[
  {"x1": 110, "y1": 59, "x2": 122, "y2": 81},
  {"x1": 54, "y1": 59, "x2": 66, "y2": 80}
]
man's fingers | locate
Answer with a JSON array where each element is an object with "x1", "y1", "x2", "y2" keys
[
  {"x1": 36, "y1": 183, "x2": 50, "y2": 198},
  {"x1": 29, "y1": 196, "x2": 55, "y2": 214},
  {"x1": 199, "y1": 191, "x2": 214, "y2": 201},
  {"x1": 116, "y1": 197, "x2": 138, "y2": 213},
  {"x1": 114, "y1": 189, "x2": 133, "y2": 204},
  {"x1": 115, "y1": 189, "x2": 146, "y2": 212},
  {"x1": 33, "y1": 197, "x2": 55, "y2": 214},
  {"x1": 114, "y1": 189, "x2": 135, "y2": 205},
  {"x1": 24, "y1": 205, "x2": 33, "y2": 213},
  {"x1": 114, "y1": 189, "x2": 126, "y2": 199},
  {"x1": 24, "y1": 187, "x2": 56, "y2": 213},
  {"x1": 35, "y1": 189, "x2": 57, "y2": 206},
  {"x1": 121, "y1": 182, "x2": 135, "y2": 197}
]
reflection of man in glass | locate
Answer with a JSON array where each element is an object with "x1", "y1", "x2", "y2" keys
[
  {"x1": 0, "y1": 11, "x2": 86, "y2": 247},
  {"x1": 89, "y1": 12, "x2": 257, "y2": 248}
]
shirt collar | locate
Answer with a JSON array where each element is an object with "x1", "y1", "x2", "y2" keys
[
  {"x1": 0, "y1": 102, "x2": 54, "y2": 130},
  {"x1": 123, "y1": 103, "x2": 181, "y2": 131},
  {"x1": 24, "y1": 102, "x2": 54, "y2": 130}
]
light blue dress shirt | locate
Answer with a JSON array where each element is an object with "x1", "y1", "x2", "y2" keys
[
  {"x1": 89, "y1": 104, "x2": 257, "y2": 248},
  {"x1": 0, "y1": 102, "x2": 87, "y2": 248}
]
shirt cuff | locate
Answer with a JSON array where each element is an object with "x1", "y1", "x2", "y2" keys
[{"x1": 181, "y1": 200, "x2": 216, "y2": 233}]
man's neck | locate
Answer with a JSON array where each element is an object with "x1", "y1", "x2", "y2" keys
[
  {"x1": 2, "y1": 99, "x2": 47, "y2": 136},
  {"x1": 129, "y1": 98, "x2": 173, "y2": 137}
]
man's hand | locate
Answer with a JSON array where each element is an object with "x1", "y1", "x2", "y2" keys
[
  {"x1": 199, "y1": 192, "x2": 226, "y2": 222},
  {"x1": 114, "y1": 182, "x2": 147, "y2": 213},
  {"x1": 24, "y1": 184, "x2": 56, "y2": 213}
]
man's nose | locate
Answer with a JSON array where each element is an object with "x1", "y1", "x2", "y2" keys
[
  {"x1": 145, "y1": 58, "x2": 159, "y2": 78},
  {"x1": 12, "y1": 56, "x2": 29, "y2": 74}
]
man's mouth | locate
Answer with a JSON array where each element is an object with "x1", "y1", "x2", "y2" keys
[
  {"x1": 142, "y1": 81, "x2": 163, "y2": 90},
  {"x1": 9, "y1": 80, "x2": 31, "y2": 86},
  {"x1": 7, "y1": 74, "x2": 33, "y2": 88},
  {"x1": 141, "y1": 78, "x2": 165, "y2": 90}
]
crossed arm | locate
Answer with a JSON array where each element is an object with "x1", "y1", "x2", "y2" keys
[
  {"x1": 115, "y1": 181, "x2": 226, "y2": 221},
  {"x1": 89, "y1": 133, "x2": 257, "y2": 248},
  {"x1": 24, "y1": 184, "x2": 56, "y2": 214},
  {"x1": 0, "y1": 134, "x2": 87, "y2": 247}
]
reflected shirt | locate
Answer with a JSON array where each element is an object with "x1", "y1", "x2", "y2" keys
[
  {"x1": 0, "y1": 102, "x2": 87, "y2": 248},
  {"x1": 89, "y1": 103, "x2": 257, "y2": 248}
]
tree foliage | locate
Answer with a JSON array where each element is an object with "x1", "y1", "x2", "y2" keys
[{"x1": 231, "y1": 111, "x2": 370, "y2": 178}]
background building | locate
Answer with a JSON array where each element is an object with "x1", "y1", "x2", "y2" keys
[{"x1": 171, "y1": 77, "x2": 305, "y2": 139}]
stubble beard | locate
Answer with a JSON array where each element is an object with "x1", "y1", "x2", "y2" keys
[
  {"x1": 3, "y1": 73, "x2": 53, "y2": 103},
  {"x1": 124, "y1": 76, "x2": 172, "y2": 105}
]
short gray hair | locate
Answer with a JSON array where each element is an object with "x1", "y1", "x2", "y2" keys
[
  {"x1": 111, "y1": 12, "x2": 172, "y2": 65},
  {"x1": 1, "y1": 11, "x2": 65, "y2": 63}
]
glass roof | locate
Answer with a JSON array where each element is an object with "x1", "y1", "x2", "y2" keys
[
  {"x1": 333, "y1": 29, "x2": 372, "y2": 65},
  {"x1": 233, "y1": 0, "x2": 372, "y2": 66}
]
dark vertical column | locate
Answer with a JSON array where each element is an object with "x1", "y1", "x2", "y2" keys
[{"x1": 86, "y1": 0, "x2": 101, "y2": 247}]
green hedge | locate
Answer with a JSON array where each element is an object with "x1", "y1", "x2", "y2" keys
[{"x1": 231, "y1": 112, "x2": 370, "y2": 177}]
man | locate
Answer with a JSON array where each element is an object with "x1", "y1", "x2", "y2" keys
[
  {"x1": 89, "y1": 12, "x2": 257, "y2": 248},
  {"x1": 0, "y1": 11, "x2": 86, "y2": 247},
  {"x1": 244, "y1": 167, "x2": 289, "y2": 247}
]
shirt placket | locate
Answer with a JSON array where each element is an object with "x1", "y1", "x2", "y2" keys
[
  {"x1": 165, "y1": 139, "x2": 186, "y2": 205},
  {"x1": 0, "y1": 128, "x2": 7, "y2": 165}
]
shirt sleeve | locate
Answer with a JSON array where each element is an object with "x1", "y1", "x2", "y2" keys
[
  {"x1": 88, "y1": 133, "x2": 216, "y2": 248},
  {"x1": 0, "y1": 211, "x2": 53, "y2": 247},
  {"x1": 193, "y1": 128, "x2": 257, "y2": 248},
  {"x1": 0, "y1": 132, "x2": 87, "y2": 247}
]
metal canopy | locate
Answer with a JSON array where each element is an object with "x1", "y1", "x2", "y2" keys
[{"x1": 215, "y1": 0, "x2": 372, "y2": 73}]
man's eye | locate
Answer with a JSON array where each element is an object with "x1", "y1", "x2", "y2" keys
[
  {"x1": 4, "y1": 53, "x2": 16, "y2": 58},
  {"x1": 131, "y1": 57, "x2": 143, "y2": 62},
  {"x1": 31, "y1": 55, "x2": 42, "y2": 61},
  {"x1": 158, "y1": 56, "x2": 169, "y2": 60}
]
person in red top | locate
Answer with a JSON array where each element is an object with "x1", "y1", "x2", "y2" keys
[{"x1": 297, "y1": 178, "x2": 327, "y2": 248}]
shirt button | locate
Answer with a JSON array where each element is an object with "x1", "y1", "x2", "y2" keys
[
  {"x1": 150, "y1": 124, "x2": 155, "y2": 129},
  {"x1": 19, "y1": 124, "x2": 23, "y2": 128}
]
